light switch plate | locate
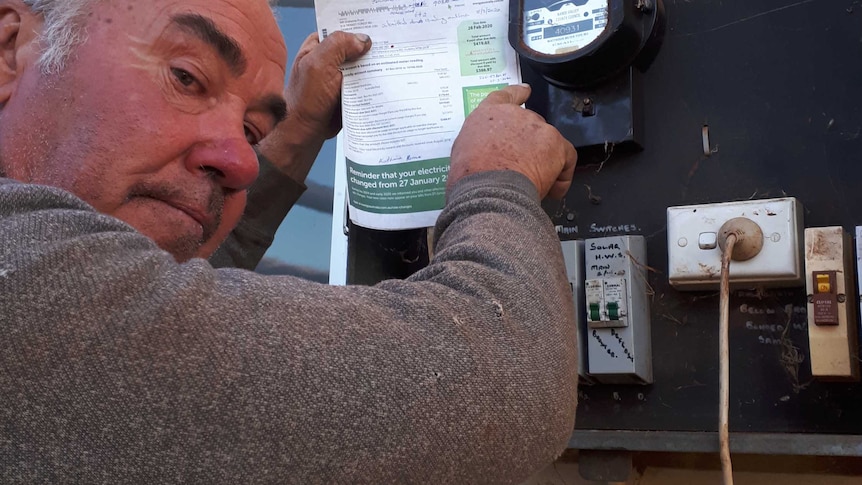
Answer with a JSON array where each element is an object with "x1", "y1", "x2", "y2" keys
[{"x1": 667, "y1": 197, "x2": 804, "y2": 290}]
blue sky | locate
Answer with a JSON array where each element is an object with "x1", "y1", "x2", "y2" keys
[{"x1": 263, "y1": 7, "x2": 337, "y2": 275}]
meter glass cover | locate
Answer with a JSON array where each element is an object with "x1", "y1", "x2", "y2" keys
[{"x1": 522, "y1": 0, "x2": 609, "y2": 56}]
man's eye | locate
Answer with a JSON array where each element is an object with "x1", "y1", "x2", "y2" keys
[
  {"x1": 170, "y1": 67, "x2": 200, "y2": 90},
  {"x1": 244, "y1": 126, "x2": 260, "y2": 146}
]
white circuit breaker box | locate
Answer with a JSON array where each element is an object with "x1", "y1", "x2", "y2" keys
[
  {"x1": 584, "y1": 236, "x2": 653, "y2": 384},
  {"x1": 561, "y1": 240, "x2": 593, "y2": 385}
]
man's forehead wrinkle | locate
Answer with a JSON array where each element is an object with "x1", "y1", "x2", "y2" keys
[
  {"x1": 124, "y1": 26, "x2": 285, "y2": 125},
  {"x1": 126, "y1": 35, "x2": 163, "y2": 77},
  {"x1": 171, "y1": 13, "x2": 248, "y2": 77}
]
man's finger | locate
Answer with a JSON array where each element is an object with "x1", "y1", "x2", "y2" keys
[
  {"x1": 562, "y1": 141, "x2": 577, "y2": 179},
  {"x1": 548, "y1": 142, "x2": 577, "y2": 199},
  {"x1": 293, "y1": 32, "x2": 321, "y2": 64},
  {"x1": 314, "y1": 31, "x2": 372, "y2": 66},
  {"x1": 480, "y1": 83, "x2": 531, "y2": 107}
]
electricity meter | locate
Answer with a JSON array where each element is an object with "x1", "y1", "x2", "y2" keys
[
  {"x1": 509, "y1": 0, "x2": 665, "y2": 88},
  {"x1": 507, "y1": 0, "x2": 666, "y2": 164}
]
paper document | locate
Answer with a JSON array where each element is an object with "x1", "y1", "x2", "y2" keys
[{"x1": 314, "y1": 0, "x2": 521, "y2": 230}]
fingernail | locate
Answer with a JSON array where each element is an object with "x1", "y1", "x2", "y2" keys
[
  {"x1": 517, "y1": 83, "x2": 531, "y2": 88},
  {"x1": 355, "y1": 33, "x2": 370, "y2": 43}
]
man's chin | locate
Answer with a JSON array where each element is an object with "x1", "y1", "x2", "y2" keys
[
  {"x1": 156, "y1": 234, "x2": 206, "y2": 263},
  {"x1": 117, "y1": 197, "x2": 211, "y2": 262}
]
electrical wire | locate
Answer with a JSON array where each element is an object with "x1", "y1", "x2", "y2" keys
[{"x1": 719, "y1": 233, "x2": 737, "y2": 485}]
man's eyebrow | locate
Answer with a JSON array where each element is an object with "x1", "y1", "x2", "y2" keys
[
  {"x1": 256, "y1": 94, "x2": 288, "y2": 126},
  {"x1": 171, "y1": 13, "x2": 247, "y2": 77}
]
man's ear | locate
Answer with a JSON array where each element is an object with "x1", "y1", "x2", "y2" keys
[{"x1": 0, "y1": 1, "x2": 41, "y2": 105}]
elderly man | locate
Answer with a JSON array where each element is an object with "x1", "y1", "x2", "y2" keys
[{"x1": 0, "y1": 0, "x2": 579, "y2": 483}]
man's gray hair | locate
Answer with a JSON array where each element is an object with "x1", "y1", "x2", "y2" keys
[
  {"x1": 22, "y1": 0, "x2": 279, "y2": 75},
  {"x1": 22, "y1": 0, "x2": 92, "y2": 74}
]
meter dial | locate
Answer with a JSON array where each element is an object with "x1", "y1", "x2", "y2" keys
[
  {"x1": 522, "y1": 0, "x2": 609, "y2": 56},
  {"x1": 510, "y1": 0, "x2": 665, "y2": 88}
]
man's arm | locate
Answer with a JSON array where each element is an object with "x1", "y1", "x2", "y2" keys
[
  {"x1": 1, "y1": 85, "x2": 578, "y2": 484},
  {"x1": 209, "y1": 154, "x2": 305, "y2": 270},
  {"x1": 208, "y1": 153, "x2": 305, "y2": 269},
  {"x1": 0, "y1": 173, "x2": 575, "y2": 484}
]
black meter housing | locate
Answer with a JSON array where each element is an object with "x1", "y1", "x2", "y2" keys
[
  {"x1": 509, "y1": 0, "x2": 665, "y2": 88},
  {"x1": 508, "y1": 0, "x2": 666, "y2": 164}
]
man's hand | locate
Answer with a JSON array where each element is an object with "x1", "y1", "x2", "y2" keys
[
  {"x1": 199, "y1": 33, "x2": 370, "y2": 260},
  {"x1": 448, "y1": 84, "x2": 577, "y2": 199},
  {"x1": 258, "y1": 31, "x2": 372, "y2": 183}
]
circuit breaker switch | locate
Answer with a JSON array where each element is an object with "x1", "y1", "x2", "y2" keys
[
  {"x1": 811, "y1": 271, "x2": 839, "y2": 326},
  {"x1": 607, "y1": 301, "x2": 620, "y2": 320},
  {"x1": 586, "y1": 279, "x2": 604, "y2": 323},
  {"x1": 586, "y1": 278, "x2": 628, "y2": 328},
  {"x1": 584, "y1": 236, "x2": 652, "y2": 384},
  {"x1": 589, "y1": 302, "x2": 601, "y2": 322}
]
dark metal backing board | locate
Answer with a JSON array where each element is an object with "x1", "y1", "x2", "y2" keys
[{"x1": 348, "y1": 0, "x2": 862, "y2": 440}]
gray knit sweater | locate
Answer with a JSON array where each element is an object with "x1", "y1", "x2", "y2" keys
[{"x1": 0, "y1": 167, "x2": 578, "y2": 484}]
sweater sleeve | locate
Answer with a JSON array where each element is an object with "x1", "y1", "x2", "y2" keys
[
  {"x1": 0, "y1": 171, "x2": 577, "y2": 485},
  {"x1": 208, "y1": 153, "x2": 306, "y2": 270}
]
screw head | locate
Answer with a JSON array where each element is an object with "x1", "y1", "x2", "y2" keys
[{"x1": 636, "y1": 0, "x2": 653, "y2": 12}]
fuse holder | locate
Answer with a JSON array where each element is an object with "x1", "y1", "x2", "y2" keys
[{"x1": 804, "y1": 227, "x2": 859, "y2": 381}]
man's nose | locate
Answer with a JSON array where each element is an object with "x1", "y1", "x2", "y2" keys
[{"x1": 184, "y1": 138, "x2": 260, "y2": 190}]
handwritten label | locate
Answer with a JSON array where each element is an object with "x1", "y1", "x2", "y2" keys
[
  {"x1": 610, "y1": 328, "x2": 635, "y2": 362},
  {"x1": 737, "y1": 301, "x2": 807, "y2": 346},
  {"x1": 592, "y1": 329, "x2": 619, "y2": 359},
  {"x1": 587, "y1": 241, "x2": 628, "y2": 277},
  {"x1": 589, "y1": 223, "x2": 641, "y2": 234}
]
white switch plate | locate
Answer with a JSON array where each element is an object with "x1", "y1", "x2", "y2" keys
[{"x1": 667, "y1": 197, "x2": 804, "y2": 290}]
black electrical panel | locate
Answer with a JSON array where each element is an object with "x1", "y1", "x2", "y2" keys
[{"x1": 348, "y1": 0, "x2": 862, "y2": 453}]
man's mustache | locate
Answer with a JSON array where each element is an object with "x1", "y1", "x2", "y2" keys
[{"x1": 127, "y1": 180, "x2": 224, "y2": 242}]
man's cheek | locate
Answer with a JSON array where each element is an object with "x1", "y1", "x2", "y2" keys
[{"x1": 196, "y1": 191, "x2": 247, "y2": 259}]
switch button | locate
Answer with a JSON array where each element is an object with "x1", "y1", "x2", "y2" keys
[
  {"x1": 589, "y1": 302, "x2": 601, "y2": 322},
  {"x1": 816, "y1": 273, "x2": 832, "y2": 293},
  {"x1": 698, "y1": 232, "x2": 718, "y2": 250},
  {"x1": 607, "y1": 301, "x2": 620, "y2": 320},
  {"x1": 812, "y1": 271, "x2": 839, "y2": 326}
]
